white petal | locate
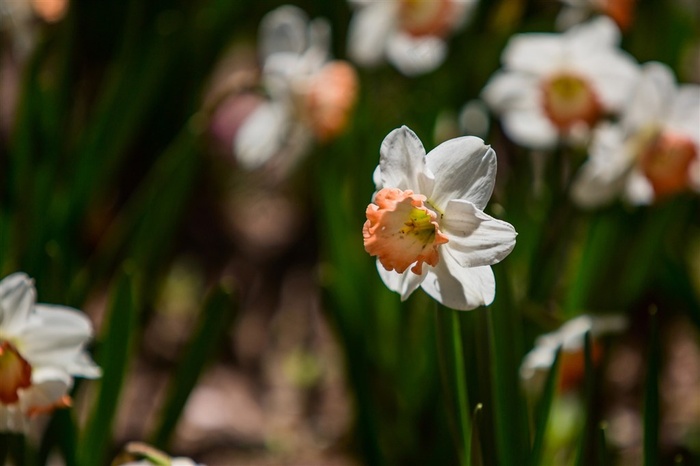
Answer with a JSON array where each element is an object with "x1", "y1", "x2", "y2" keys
[
  {"x1": 619, "y1": 62, "x2": 673, "y2": 132},
  {"x1": 259, "y1": 5, "x2": 310, "y2": 59},
  {"x1": 441, "y1": 200, "x2": 516, "y2": 267},
  {"x1": 386, "y1": 32, "x2": 447, "y2": 76},
  {"x1": 570, "y1": 123, "x2": 632, "y2": 208},
  {"x1": 582, "y1": 51, "x2": 639, "y2": 113},
  {"x1": 376, "y1": 260, "x2": 425, "y2": 301},
  {"x1": 0, "y1": 272, "x2": 35, "y2": 334},
  {"x1": 425, "y1": 136, "x2": 497, "y2": 211},
  {"x1": 420, "y1": 255, "x2": 495, "y2": 310},
  {"x1": 18, "y1": 304, "x2": 100, "y2": 378},
  {"x1": 481, "y1": 71, "x2": 540, "y2": 114},
  {"x1": 668, "y1": 84, "x2": 700, "y2": 144},
  {"x1": 502, "y1": 33, "x2": 564, "y2": 74},
  {"x1": 623, "y1": 170, "x2": 654, "y2": 205},
  {"x1": 234, "y1": 101, "x2": 290, "y2": 170},
  {"x1": 347, "y1": 2, "x2": 398, "y2": 67},
  {"x1": 567, "y1": 17, "x2": 620, "y2": 53},
  {"x1": 501, "y1": 109, "x2": 559, "y2": 150},
  {"x1": 379, "y1": 126, "x2": 434, "y2": 193}
]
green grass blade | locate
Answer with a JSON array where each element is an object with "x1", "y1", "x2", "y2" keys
[
  {"x1": 529, "y1": 346, "x2": 562, "y2": 466},
  {"x1": 451, "y1": 310, "x2": 473, "y2": 466},
  {"x1": 488, "y1": 264, "x2": 530, "y2": 466},
  {"x1": 643, "y1": 307, "x2": 659, "y2": 466},
  {"x1": 151, "y1": 282, "x2": 239, "y2": 449},
  {"x1": 79, "y1": 266, "x2": 140, "y2": 466},
  {"x1": 575, "y1": 331, "x2": 595, "y2": 466}
]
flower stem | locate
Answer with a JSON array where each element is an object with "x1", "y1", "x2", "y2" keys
[{"x1": 451, "y1": 310, "x2": 472, "y2": 466}]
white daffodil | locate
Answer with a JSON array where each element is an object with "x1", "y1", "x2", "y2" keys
[
  {"x1": 520, "y1": 314, "x2": 626, "y2": 391},
  {"x1": 556, "y1": 0, "x2": 636, "y2": 32},
  {"x1": 481, "y1": 17, "x2": 639, "y2": 150},
  {"x1": 0, "y1": 272, "x2": 101, "y2": 433},
  {"x1": 363, "y1": 126, "x2": 516, "y2": 310},
  {"x1": 347, "y1": 0, "x2": 476, "y2": 76},
  {"x1": 235, "y1": 5, "x2": 358, "y2": 172},
  {"x1": 572, "y1": 62, "x2": 700, "y2": 207}
]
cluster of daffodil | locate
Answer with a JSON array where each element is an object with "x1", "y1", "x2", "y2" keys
[{"x1": 1, "y1": 0, "x2": 698, "y2": 464}]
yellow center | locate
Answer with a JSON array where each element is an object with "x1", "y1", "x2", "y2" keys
[
  {"x1": 363, "y1": 188, "x2": 448, "y2": 274},
  {"x1": 0, "y1": 340, "x2": 32, "y2": 405},
  {"x1": 541, "y1": 73, "x2": 602, "y2": 130},
  {"x1": 639, "y1": 131, "x2": 697, "y2": 199}
]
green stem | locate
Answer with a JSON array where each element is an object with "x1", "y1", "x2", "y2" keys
[{"x1": 452, "y1": 310, "x2": 472, "y2": 466}]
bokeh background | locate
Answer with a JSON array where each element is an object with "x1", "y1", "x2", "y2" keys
[{"x1": 0, "y1": 0, "x2": 699, "y2": 465}]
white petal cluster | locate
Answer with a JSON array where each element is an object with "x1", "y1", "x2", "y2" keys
[
  {"x1": 571, "y1": 62, "x2": 700, "y2": 207},
  {"x1": 347, "y1": 0, "x2": 477, "y2": 76},
  {"x1": 235, "y1": 6, "x2": 356, "y2": 173},
  {"x1": 0, "y1": 272, "x2": 101, "y2": 432},
  {"x1": 481, "y1": 17, "x2": 639, "y2": 150},
  {"x1": 369, "y1": 126, "x2": 517, "y2": 310},
  {"x1": 520, "y1": 314, "x2": 626, "y2": 383}
]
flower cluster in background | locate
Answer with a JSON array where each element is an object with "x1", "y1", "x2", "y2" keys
[{"x1": 0, "y1": 0, "x2": 698, "y2": 464}]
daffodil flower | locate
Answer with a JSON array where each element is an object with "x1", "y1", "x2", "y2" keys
[
  {"x1": 481, "y1": 17, "x2": 639, "y2": 150},
  {"x1": 0, "y1": 273, "x2": 101, "y2": 432},
  {"x1": 235, "y1": 5, "x2": 358, "y2": 172},
  {"x1": 520, "y1": 314, "x2": 626, "y2": 392},
  {"x1": 347, "y1": 0, "x2": 477, "y2": 76},
  {"x1": 363, "y1": 126, "x2": 516, "y2": 310},
  {"x1": 572, "y1": 62, "x2": 700, "y2": 207}
]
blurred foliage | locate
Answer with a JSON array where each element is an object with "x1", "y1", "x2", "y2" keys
[{"x1": 0, "y1": 0, "x2": 699, "y2": 465}]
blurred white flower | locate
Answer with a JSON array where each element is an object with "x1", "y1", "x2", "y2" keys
[
  {"x1": 234, "y1": 5, "x2": 358, "y2": 172},
  {"x1": 347, "y1": 0, "x2": 477, "y2": 76},
  {"x1": 556, "y1": 0, "x2": 636, "y2": 31},
  {"x1": 481, "y1": 17, "x2": 639, "y2": 150},
  {"x1": 0, "y1": 0, "x2": 68, "y2": 56},
  {"x1": 363, "y1": 126, "x2": 516, "y2": 310},
  {"x1": 0, "y1": 272, "x2": 101, "y2": 433},
  {"x1": 520, "y1": 314, "x2": 626, "y2": 391},
  {"x1": 571, "y1": 62, "x2": 700, "y2": 207}
]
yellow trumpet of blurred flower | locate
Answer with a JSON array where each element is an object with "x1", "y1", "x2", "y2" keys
[
  {"x1": 234, "y1": 5, "x2": 358, "y2": 172},
  {"x1": 571, "y1": 62, "x2": 700, "y2": 207},
  {"x1": 520, "y1": 314, "x2": 627, "y2": 392},
  {"x1": 363, "y1": 126, "x2": 516, "y2": 310},
  {"x1": 0, "y1": 272, "x2": 101, "y2": 433}
]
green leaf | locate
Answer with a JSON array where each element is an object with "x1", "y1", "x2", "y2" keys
[
  {"x1": 575, "y1": 331, "x2": 595, "y2": 466},
  {"x1": 79, "y1": 265, "x2": 140, "y2": 466},
  {"x1": 488, "y1": 264, "x2": 530, "y2": 466},
  {"x1": 529, "y1": 346, "x2": 562, "y2": 466},
  {"x1": 151, "y1": 282, "x2": 239, "y2": 449}
]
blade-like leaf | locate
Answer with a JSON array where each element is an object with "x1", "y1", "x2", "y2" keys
[
  {"x1": 529, "y1": 346, "x2": 562, "y2": 466},
  {"x1": 151, "y1": 282, "x2": 238, "y2": 448},
  {"x1": 79, "y1": 266, "x2": 140, "y2": 466}
]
